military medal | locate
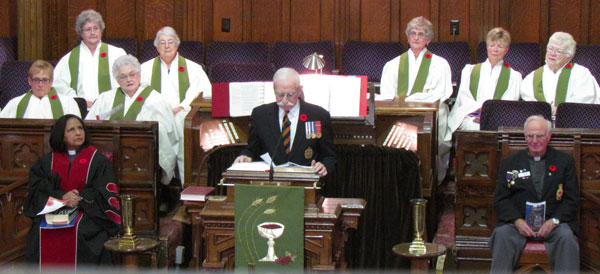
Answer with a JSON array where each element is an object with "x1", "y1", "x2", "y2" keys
[
  {"x1": 310, "y1": 121, "x2": 316, "y2": 139},
  {"x1": 305, "y1": 123, "x2": 311, "y2": 139},
  {"x1": 315, "y1": 121, "x2": 322, "y2": 138},
  {"x1": 304, "y1": 147, "x2": 313, "y2": 159},
  {"x1": 506, "y1": 170, "x2": 518, "y2": 188},
  {"x1": 556, "y1": 184, "x2": 563, "y2": 200}
]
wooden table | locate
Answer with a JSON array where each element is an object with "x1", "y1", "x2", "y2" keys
[
  {"x1": 104, "y1": 237, "x2": 158, "y2": 269},
  {"x1": 393, "y1": 243, "x2": 447, "y2": 274}
]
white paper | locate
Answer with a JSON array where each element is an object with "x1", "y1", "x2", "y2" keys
[
  {"x1": 37, "y1": 197, "x2": 66, "y2": 215},
  {"x1": 229, "y1": 82, "x2": 269, "y2": 117},
  {"x1": 228, "y1": 161, "x2": 271, "y2": 171}
]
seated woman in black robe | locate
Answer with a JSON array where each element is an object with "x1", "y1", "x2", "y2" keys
[{"x1": 23, "y1": 114, "x2": 121, "y2": 268}]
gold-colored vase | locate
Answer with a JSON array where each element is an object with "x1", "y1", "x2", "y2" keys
[
  {"x1": 409, "y1": 198, "x2": 427, "y2": 254},
  {"x1": 118, "y1": 194, "x2": 140, "y2": 248}
]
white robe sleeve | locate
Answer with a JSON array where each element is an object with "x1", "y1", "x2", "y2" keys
[
  {"x1": 179, "y1": 59, "x2": 211, "y2": 110},
  {"x1": 377, "y1": 56, "x2": 401, "y2": 100},
  {"x1": 59, "y1": 95, "x2": 82, "y2": 117},
  {"x1": 0, "y1": 96, "x2": 23, "y2": 118},
  {"x1": 53, "y1": 52, "x2": 77, "y2": 97}
]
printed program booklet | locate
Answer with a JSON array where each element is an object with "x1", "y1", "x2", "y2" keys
[{"x1": 526, "y1": 201, "x2": 546, "y2": 231}]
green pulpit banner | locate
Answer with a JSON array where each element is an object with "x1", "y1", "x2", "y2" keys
[{"x1": 234, "y1": 184, "x2": 304, "y2": 271}]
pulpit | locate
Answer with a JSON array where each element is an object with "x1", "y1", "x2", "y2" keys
[{"x1": 199, "y1": 166, "x2": 365, "y2": 271}]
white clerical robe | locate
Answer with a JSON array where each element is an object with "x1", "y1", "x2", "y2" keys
[
  {"x1": 379, "y1": 48, "x2": 453, "y2": 183},
  {"x1": 140, "y1": 54, "x2": 212, "y2": 184},
  {"x1": 446, "y1": 59, "x2": 522, "y2": 140},
  {"x1": 53, "y1": 42, "x2": 127, "y2": 103},
  {"x1": 0, "y1": 93, "x2": 81, "y2": 118},
  {"x1": 520, "y1": 63, "x2": 600, "y2": 106},
  {"x1": 85, "y1": 85, "x2": 180, "y2": 184}
]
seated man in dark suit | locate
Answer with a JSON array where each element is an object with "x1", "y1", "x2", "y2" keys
[
  {"x1": 233, "y1": 67, "x2": 335, "y2": 176},
  {"x1": 490, "y1": 115, "x2": 579, "y2": 273}
]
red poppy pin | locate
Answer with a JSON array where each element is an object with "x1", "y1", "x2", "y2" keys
[
  {"x1": 136, "y1": 96, "x2": 144, "y2": 102},
  {"x1": 50, "y1": 95, "x2": 57, "y2": 100},
  {"x1": 424, "y1": 53, "x2": 432, "y2": 59},
  {"x1": 504, "y1": 62, "x2": 510, "y2": 68},
  {"x1": 79, "y1": 159, "x2": 87, "y2": 164},
  {"x1": 100, "y1": 52, "x2": 107, "y2": 58},
  {"x1": 178, "y1": 66, "x2": 185, "y2": 72},
  {"x1": 565, "y1": 63, "x2": 573, "y2": 69},
  {"x1": 549, "y1": 165, "x2": 557, "y2": 172},
  {"x1": 299, "y1": 114, "x2": 307, "y2": 122}
]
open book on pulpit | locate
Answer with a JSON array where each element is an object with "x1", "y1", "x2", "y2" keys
[{"x1": 211, "y1": 74, "x2": 368, "y2": 118}]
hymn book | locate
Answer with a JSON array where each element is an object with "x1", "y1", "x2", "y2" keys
[
  {"x1": 45, "y1": 206, "x2": 79, "y2": 225},
  {"x1": 526, "y1": 201, "x2": 546, "y2": 232},
  {"x1": 180, "y1": 186, "x2": 215, "y2": 202}
]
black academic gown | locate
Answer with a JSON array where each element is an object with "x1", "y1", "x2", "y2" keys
[
  {"x1": 23, "y1": 146, "x2": 121, "y2": 265},
  {"x1": 240, "y1": 99, "x2": 336, "y2": 173}
]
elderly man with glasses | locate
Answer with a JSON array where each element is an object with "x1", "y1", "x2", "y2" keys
[
  {"x1": 490, "y1": 115, "x2": 579, "y2": 273},
  {"x1": 53, "y1": 9, "x2": 127, "y2": 109},
  {"x1": 233, "y1": 67, "x2": 335, "y2": 177},
  {"x1": 1, "y1": 60, "x2": 80, "y2": 118},
  {"x1": 521, "y1": 32, "x2": 600, "y2": 113}
]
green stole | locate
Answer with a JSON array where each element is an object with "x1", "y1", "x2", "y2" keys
[
  {"x1": 532, "y1": 63, "x2": 574, "y2": 104},
  {"x1": 150, "y1": 55, "x2": 190, "y2": 102},
  {"x1": 16, "y1": 88, "x2": 64, "y2": 119},
  {"x1": 469, "y1": 62, "x2": 511, "y2": 100},
  {"x1": 68, "y1": 42, "x2": 112, "y2": 94},
  {"x1": 397, "y1": 50, "x2": 433, "y2": 96},
  {"x1": 109, "y1": 86, "x2": 154, "y2": 121}
]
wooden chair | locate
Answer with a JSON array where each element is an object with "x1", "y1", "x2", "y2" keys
[{"x1": 516, "y1": 241, "x2": 551, "y2": 274}]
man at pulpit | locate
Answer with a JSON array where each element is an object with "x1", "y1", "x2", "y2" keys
[
  {"x1": 490, "y1": 115, "x2": 579, "y2": 273},
  {"x1": 233, "y1": 67, "x2": 335, "y2": 176}
]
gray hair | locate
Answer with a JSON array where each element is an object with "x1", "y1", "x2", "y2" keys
[
  {"x1": 75, "y1": 9, "x2": 105, "y2": 36},
  {"x1": 548, "y1": 32, "x2": 576, "y2": 57},
  {"x1": 405, "y1": 16, "x2": 434, "y2": 40},
  {"x1": 273, "y1": 67, "x2": 300, "y2": 89},
  {"x1": 153, "y1": 26, "x2": 181, "y2": 48},
  {"x1": 524, "y1": 115, "x2": 552, "y2": 134},
  {"x1": 486, "y1": 27, "x2": 511, "y2": 48},
  {"x1": 112, "y1": 54, "x2": 141, "y2": 80}
]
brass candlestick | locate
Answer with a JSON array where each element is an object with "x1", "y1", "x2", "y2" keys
[
  {"x1": 409, "y1": 198, "x2": 427, "y2": 254},
  {"x1": 119, "y1": 194, "x2": 140, "y2": 249}
]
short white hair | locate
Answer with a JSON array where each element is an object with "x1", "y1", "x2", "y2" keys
[
  {"x1": 75, "y1": 9, "x2": 105, "y2": 36},
  {"x1": 524, "y1": 115, "x2": 552, "y2": 134},
  {"x1": 548, "y1": 32, "x2": 576, "y2": 57},
  {"x1": 112, "y1": 55, "x2": 141, "y2": 79},
  {"x1": 273, "y1": 67, "x2": 300, "y2": 89},
  {"x1": 405, "y1": 16, "x2": 434, "y2": 40},
  {"x1": 153, "y1": 26, "x2": 181, "y2": 48}
]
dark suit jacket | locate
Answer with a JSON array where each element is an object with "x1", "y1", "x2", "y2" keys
[
  {"x1": 494, "y1": 147, "x2": 579, "y2": 234},
  {"x1": 240, "y1": 99, "x2": 336, "y2": 173}
]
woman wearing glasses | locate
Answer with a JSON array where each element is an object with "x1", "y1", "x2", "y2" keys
[
  {"x1": 53, "y1": 9, "x2": 126, "y2": 109},
  {"x1": 0, "y1": 60, "x2": 80, "y2": 118},
  {"x1": 520, "y1": 31, "x2": 600, "y2": 113},
  {"x1": 87, "y1": 55, "x2": 179, "y2": 185}
]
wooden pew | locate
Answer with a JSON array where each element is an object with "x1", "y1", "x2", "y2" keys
[
  {"x1": 0, "y1": 119, "x2": 159, "y2": 264},
  {"x1": 454, "y1": 128, "x2": 600, "y2": 272}
]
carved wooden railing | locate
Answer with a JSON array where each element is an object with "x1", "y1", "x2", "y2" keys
[{"x1": 0, "y1": 178, "x2": 30, "y2": 264}]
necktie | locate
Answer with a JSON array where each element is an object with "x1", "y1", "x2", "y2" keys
[{"x1": 282, "y1": 111, "x2": 290, "y2": 154}]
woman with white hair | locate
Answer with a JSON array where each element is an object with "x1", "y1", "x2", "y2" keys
[
  {"x1": 379, "y1": 16, "x2": 453, "y2": 183},
  {"x1": 140, "y1": 26, "x2": 212, "y2": 184},
  {"x1": 521, "y1": 31, "x2": 599, "y2": 111},
  {"x1": 86, "y1": 55, "x2": 179, "y2": 185},
  {"x1": 446, "y1": 27, "x2": 522, "y2": 137},
  {"x1": 53, "y1": 9, "x2": 127, "y2": 108}
]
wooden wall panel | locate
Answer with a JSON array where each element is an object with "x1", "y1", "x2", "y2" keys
[
  {"x1": 289, "y1": 0, "x2": 321, "y2": 41},
  {"x1": 360, "y1": 0, "x2": 391, "y2": 42},
  {"x1": 509, "y1": 1, "x2": 541, "y2": 43},
  {"x1": 549, "y1": 0, "x2": 581, "y2": 42},
  {"x1": 142, "y1": 0, "x2": 175, "y2": 40},
  {"x1": 213, "y1": 0, "x2": 243, "y2": 41},
  {"x1": 0, "y1": 0, "x2": 17, "y2": 37},
  {"x1": 590, "y1": 0, "x2": 600, "y2": 44},
  {"x1": 439, "y1": 0, "x2": 469, "y2": 42},
  {"x1": 247, "y1": 0, "x2": 282, "y2": 43},
  {"x1": 399, "y1": 0, "x2": 429, "y2": 44},
  {"x1": 104, "y1": 0, "x2": 136, "y2": 39}
]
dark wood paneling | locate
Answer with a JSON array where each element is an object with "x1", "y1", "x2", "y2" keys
[
  {"x1": 104, "y1": 0, "x2": 136, "y2": 39},
  {"x1": 439, "y1": 0, "x2": 469, "y2": 42},
  {"x1": 590, "y1": 0, "x2": 600, "y2": 44},
  {"x1": 213, "y1": 0, "x2": 242, "y2": 41},
  {"x1": 143, "y1": 0, "x2": 175, "y2": 40},
  {"x1": 360, "y1": 0, "x2": 391, "y2": 42},
  {"x1": 549, "y1": 0, "x2": 581, "y2": 41},
  {"x1": 0, "y1": 0, "x2": 17, "y2": 37},
  {"x1": 510, "y1": 1, "x2": 541, "y2": 43},
  {"x1": 399, "y1": 0, "x2": 429, "y2": 45},
  {"x1": 290, "y1": 0, "x2": 321, "y2": 41}
]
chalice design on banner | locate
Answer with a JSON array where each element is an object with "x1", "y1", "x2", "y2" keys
[{"x1": 257, "y1": 222, "x2": 285, "y2": 261}]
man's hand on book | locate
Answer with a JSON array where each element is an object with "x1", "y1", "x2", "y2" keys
[
  {"x1": 311, "y1": 160, "x2": 327, "y2": 176},
  {"x1": 536, "y1": 219, "x2": 557, "y2": 238},
  {"x1": 234, "y1": 155, "x2": 252, "y2": 163},
  {"x1": 514, "y1": 218, "x2": 536, "y2": 237},
  {"x1": 62, "y1": 190, "x2": 81, "y2": 208}
]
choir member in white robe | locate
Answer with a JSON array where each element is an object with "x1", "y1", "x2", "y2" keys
[
  {"x1": 379, "y1": 16, "x2": 453, "y2": 183},
  {"x1": 1, "y1": 60, "x2": 81, "y2": 118},
  {"x1": 140, "y1": 26, "x2": 212, "y2": 185},
  {"x1": 446, "y1": 27, "x2": 521, "y2": 140},
  {"x1": 53, "y1": 9, "x2": 126, "y2": 108},
  {"x1": 521, "y1": 31, "x2": 600, "y2": 114},
  {"x1": 86, "y1": 55, "x2": 179, "y2": 185}
]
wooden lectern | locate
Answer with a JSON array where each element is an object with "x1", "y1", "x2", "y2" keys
[{"x1": 199, "y1": 166, "x2": 365, "y2": 271}]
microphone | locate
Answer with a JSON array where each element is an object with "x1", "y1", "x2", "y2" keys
[{"x1": 269, "y1": 120, "x2": 290, "y2": 181}]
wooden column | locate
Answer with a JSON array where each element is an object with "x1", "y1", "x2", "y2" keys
[{"x1": 18, "y1": 0, "x2": 48, "y2": 61}]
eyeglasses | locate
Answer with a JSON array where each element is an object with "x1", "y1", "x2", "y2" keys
[
  {"x1": 525, "y1": 134, "x2": 547, "y2": 140},
  {"x1": 158, "y1": 40, "x2": 176, "y2": 47},
  {"x1": 547, "y1": 47, "x2": 565, "y2": 55},
  {"x1": 275, "y1": 91, "x2": 298, "y2": 99},
  {"x1": 82, "y1": 26, "x2": 101, "y2": 34},
  {"x1": 31, "y1": 78, "x2": 51, "y2": 84},
  {"x1": 118, "y1": 71, "x2": 139, "y2": 81},
  {"x1": 409, "y1": 31, "x2": 427, "y2": 39}
]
